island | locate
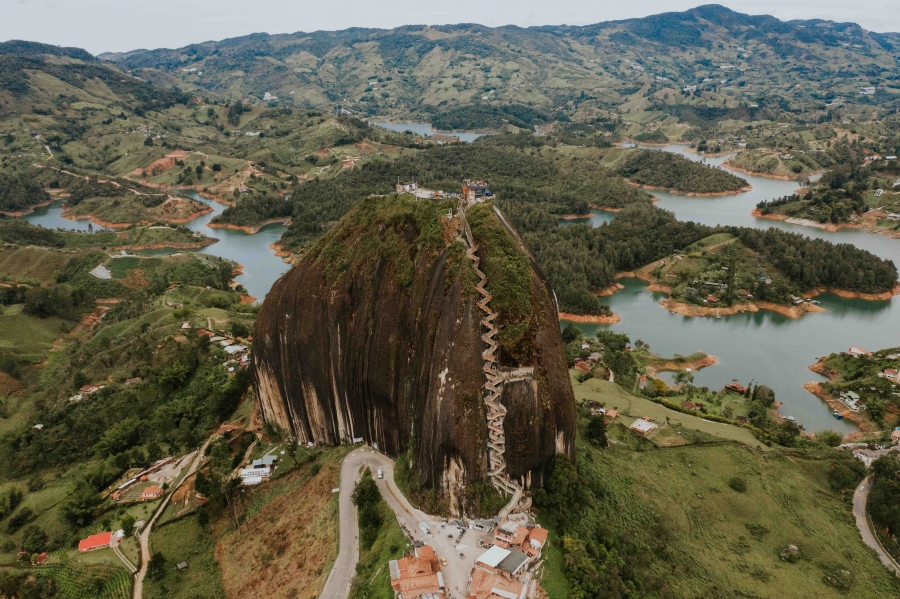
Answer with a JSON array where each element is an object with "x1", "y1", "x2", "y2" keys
[{"x1": 616, "y1": 149, "x2": 751, "y2": 195}]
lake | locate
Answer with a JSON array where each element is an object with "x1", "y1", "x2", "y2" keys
[
  {"x1": 560, "y1": 143, "x2": 900, "y2": 433},
  {"x1": 21, "y1": 194, "x2": 290, "y2": 303},
  {"x1": 20, "y1": 143, "x2": 896, "y2": 432},
  {"x1": 373, "y1": 122, "x2": 487, "y2": 143}
]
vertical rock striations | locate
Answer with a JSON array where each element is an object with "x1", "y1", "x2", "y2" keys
[{"x1": 252, "y1": 195, "x2": 575, "y2": 499}]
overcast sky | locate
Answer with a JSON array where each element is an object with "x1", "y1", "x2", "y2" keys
[{"x1": 4, "y1": 0, "x2": 900, "y2": 55}]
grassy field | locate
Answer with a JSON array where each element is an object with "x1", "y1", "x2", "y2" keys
[
  {"x1": 540, "y1": 440, "x2": 900, "y2": 599},
  {"x1": 0, "y1": 303, "x2": 73, "y2": 355},
  {"x1": 571, "y1": 374, "x2": 768, "y2": 449},
  {"x1": 0, "y1": 246, "x2": 78, "y2": 285},
  {"x1": 142, "y1": 513, "x2": 226, "y2": 599},
  {"x1": 211, "y1": 445, "x2": 352, "y2": 599}
]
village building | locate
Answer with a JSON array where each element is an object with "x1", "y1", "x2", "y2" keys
[
  {"x1": 630, "y1": 418, "x2": 658, "y2": 435},
  {"x1": 78, "y1": 530, "x2": 124, "y2": 553},
  {"x1": 682, "y1": 400, "x2": 704, "y2": 411},
  {"x1": 879, "y1": 368, "x2": 898, "y2": 380},
  {"x1": 462, "y1": 180, "x2": 493, "y2": 203},
  {"x1": 892, "y1": 428, "x2": 900, "y2": 444},
  {"x1": 80, "y1": 384, "x2": 100, "y2": 394},
  {"x1": 466, "y1": 567, "x2": 526, "y2": 599},
  {"x1": 847, "y1": 346, "x2": 872, "y2": 358},
  {"x1": 574, "y1": 361, "x2": 592, "y2": 374},
  {"x1": 839, "y1": 391, "x2": 864, "y2": 412},
  {"x1": 140, "y1": 485, "x2": 163, "y2": 500},
  {"x1": 389, "y1": 545, "x2": 446, "y2": 598}
]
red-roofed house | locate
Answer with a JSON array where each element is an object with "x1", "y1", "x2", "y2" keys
[
  {"x1": 605, "y1": 409, "x2": 618, "y2": 420},
  {"x1": 35, "y1": 552, "x2": 48, "y2": 565},
  {"x1": 389, "y1": 545, "x2": 445, "y2": 598},
  {"x1": 141, "y1": 485, "x2": 163, "y2": 500},
  {"x1": 78, "y1": 532, "x2": 112, "y2": 553},
  {"x1": 574, "y1": 361, "x2": 592, "y2": 374}
]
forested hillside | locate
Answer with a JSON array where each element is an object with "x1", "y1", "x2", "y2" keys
[
  {"x1": 617, "y1": 149, "x2": 749, "y2": 194},
  {"x1": 98, "y1": 6, "x2": 900, "y2": 121}
]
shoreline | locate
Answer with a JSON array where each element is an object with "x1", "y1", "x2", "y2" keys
[
  {"x1": 100, "y1": 239, "x2": 217, "y2": 251},
  {"x1": 558, "y1": 311, "x2": 621, "y2": 324},
  {"x1": 0, "y1": 198, "x2": 56, "y2": 217},
  {"x1": 803, "y1": 382, "x2": 878, "y2": 433},
  {"x1": 60, "y1": 204, "x2": 214, "y2": 229},
  {"x1": 595, "y1": 282, "x2": 625, "y2": 297},
  {"x1": 752, "y1": 208, "x2": 900, "y2": 239},
  {"x1": 723, "y1": 160, "x2": 823, "y2": 181},
  {"x1": 808, "y1": 283, "x2": 900, "y2": 302},
  {"x1": 208, "y1": 218, "x2": 292, "y2": 235},
  {"x1": 658, "y1": 297, "x2": 826, "y2": 319},
  {"x1": 624, "y1": 179, "x2": 752, "y2": 197},
  {"x1": 646, "y1": 353, "x2": 718, "y2": 375}
]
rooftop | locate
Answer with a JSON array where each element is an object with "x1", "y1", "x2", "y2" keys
[
  {"x1": 497, "y1": 549, "x2": 529, "y2": 575},
  {"x1": 477, "y1": 546, "x2": 510, "y2": 568}
]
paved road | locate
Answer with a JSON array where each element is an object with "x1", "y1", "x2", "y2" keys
[
  {"x1": 132, "y1": 439, "x2": 213, "y2": 599},
  {"x1": 320, "y1": 446, "x2": 487, "y2": 599},
  {"x1": 853, "y1": 475, "x2": 900, "y2": 577}
]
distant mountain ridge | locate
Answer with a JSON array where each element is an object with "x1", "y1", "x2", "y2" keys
[{"x1": 86, "y1": 4, "x2": 900, "y2": 118}]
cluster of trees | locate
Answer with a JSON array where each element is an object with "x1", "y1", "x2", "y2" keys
[
  {"x1": 429, "y1": 103, "x2": 552, "y2": 131},
  {"x1": 869, "y1": 454, "x2": 900, "y2": 549},
  {"x1": 351, "y1": 470, "x2": 384, "y2": 548},
  {"x1": 730, "y1": 226, "x2": 898, "y2": 294},
  {"x1": 0, "y1": 168, "x2": 50, "y2": 212},
  {"x1": 616, "y1": 149, "x2": 749, "y2": 194},
  {"x1": 21, "y1": 284, "x2": 91, "y2": 320}
]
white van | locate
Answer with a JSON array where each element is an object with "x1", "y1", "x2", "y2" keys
[{"x1": 377, "y1": 468, "x2": 383, "y2": 479}]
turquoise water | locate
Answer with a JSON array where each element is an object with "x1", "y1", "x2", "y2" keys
[
  {"x1": 560, "y1": 143, "x2": 900, "y2": 433},
  {"x1": 373, "y1": 122, "x2": 487, "y2": 143},
  {"x1": 21, "y1": 193, "x2": 290, "y2": 303}
]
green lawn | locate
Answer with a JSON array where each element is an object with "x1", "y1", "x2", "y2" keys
[
  {"x1": 539, "y1": 440, "x2": 900, "y2": 599},
  {"x1": 0, "y1": 304, "x2": 72, "y2": 355},
  {"x1": 570, "y1": 373, "x2": 768, "y2": 449},
  {"x1": 142, "y1": 513, "x2": 226, "y2": 599}
]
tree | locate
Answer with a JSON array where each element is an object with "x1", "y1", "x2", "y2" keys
[
  {"x1": 817, "y1": 430, "x2": 843, "y2": 447},
  {"x1": 20, "y1": 525, "x2": 48, "y2": 554},
  {"x1": 121, "y1": 514, "x2": 135, "y2": 533},
  {"x1": 585, "y1": 416, "x2": 607, "y2": 447},
  {"x1": 147, "y1": 552, "x2": 167, "y2": 581},
  {"x1": 561, "y1": 322, "x2": 580, "y2": 344}
]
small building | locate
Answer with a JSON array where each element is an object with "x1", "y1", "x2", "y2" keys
[
  {"x1": 630, "y1": 419, "x2": 658, "y2": 436},
  {"x1": 467, "y1": 567, "x2": 524, "y2": 599},
  {"x1": 181, "y1": 322, "x2": 191, "y2": 329},
  {"x1": 240, "y1": 467, "x2": 271, "y2": 480},
  {"x1": 35, "y1": 552, "x2": 48, "y2": 565},
  {"x1": 638, "y1": 375, "x2": 648, "y2": 390},
  {"x1": 840, "y1": 391, "x2": 864, "y2": 412},
  {"x1": 80, "y1": 384, "x2": 100, "y2": 394},
  {"x1": 848, "y1": 346, "x2": 872, "y2": 358},
  {"x1": 496, "y1": 548, "x2": 529, "y2": 578},
  {"x1": 605, "y1": 409, "x2": 618, "y2": 419},
  {"x1": 574, "y1": 361, "x2": 592, "y2": 374},
  {"x1": 706, "y1": 295, "x2": 718, "y2": 304},
  {"x1": 176, "y1": 561, "x2": 188, "y2": 571},
  {"x1": 588, "y1": 352, "x2": 602, "y2": 362},
  {"x1": 682, "y1": 400, "x2": 704, "y2": 411},
  {"x1": 197, "y1": 329, "x2": 215, "y2": 338},
  {"x1": 892, "y1": 428, "x2": 900, "y2": 444},
  {"x1": 880, "y1": 368, "x2": 898, "y2": 380},
  {"x1": 462, "y1": 180, "x2": 493, "y2": 203},
  {"x1": 78, "y1": 531, "x2": 113, "y2": 553},
  {"x1": 389, "y1": 545, "x2": 445, "y2": 598},
  {"x1": 470, "y1": 518, "x2": 497, "y2": 532},
  {"x1": 141, "y1": 485, "x2": 163, "y2": 500}
]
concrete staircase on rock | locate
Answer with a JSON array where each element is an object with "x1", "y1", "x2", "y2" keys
[{"x1": 456, "y1": 202, "x2": 528, "y2": 511}]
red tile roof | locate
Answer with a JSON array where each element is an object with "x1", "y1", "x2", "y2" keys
[{"x1": 78, "y1": 531, "x2": 112, "y2": 552}]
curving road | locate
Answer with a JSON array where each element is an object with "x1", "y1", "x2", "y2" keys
[
  {"x1": 320, "y1": 446, "x2": 489, "y2": 599},
  {"x1": 853, "y1": 475, "x2": 900, "y2": 577}
]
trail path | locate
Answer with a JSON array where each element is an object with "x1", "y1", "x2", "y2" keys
[{"x1": 132, "y1": 435, "x2": 215, "y2": 599}]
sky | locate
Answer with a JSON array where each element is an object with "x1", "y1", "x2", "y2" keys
[{"x1": 4, "y1": 0, "x2": 900, "y2": 55}]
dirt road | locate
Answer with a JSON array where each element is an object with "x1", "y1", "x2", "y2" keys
[
  {"x1": 853, "y1": 475, "x2": 900, "y2": 577},
  {"x1": 132, "y1": 437, "x2": 214, "y2": 599}
]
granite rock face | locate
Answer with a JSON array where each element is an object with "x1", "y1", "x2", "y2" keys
[{"x1": 252, "y1": 196, "x2": 575, "y2": 495}]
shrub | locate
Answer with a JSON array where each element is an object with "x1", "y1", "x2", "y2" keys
[{"x1": 728, "y1": 477, "x2": 747, "y2": 493}]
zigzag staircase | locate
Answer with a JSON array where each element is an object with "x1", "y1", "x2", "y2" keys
[{"x1": 457, "y1": 202, "x2": 525, "y2": 506}]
